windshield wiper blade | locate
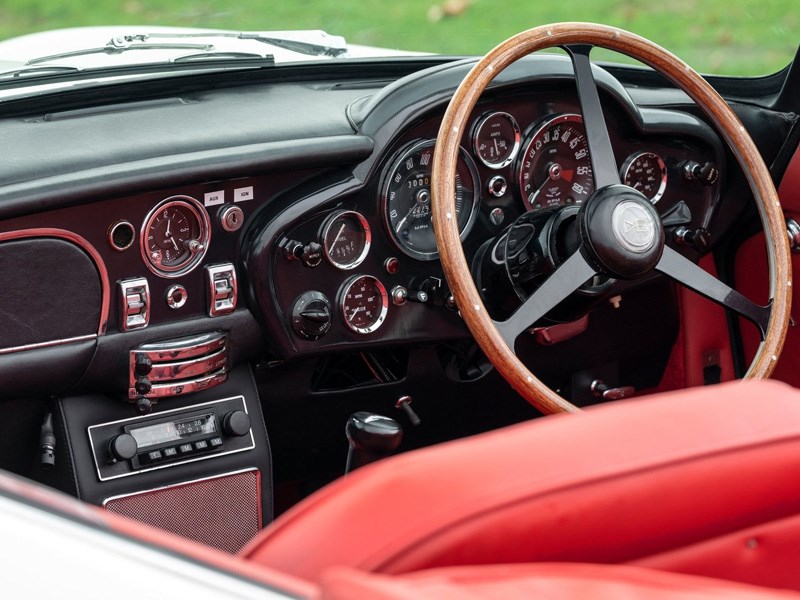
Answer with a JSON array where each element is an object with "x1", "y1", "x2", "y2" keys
[
  {"x1": 171, "y1": 51, "x2": 274, "y2": 64},
  {"x1": 0, "y1": 65, "x2": 80, "y2": 79},
  {"x1": 26, "y1": 36, "x2": 215, "y2": 66}
]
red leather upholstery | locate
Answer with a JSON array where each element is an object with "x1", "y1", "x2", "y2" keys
[
  {"x1": 243, "y1": 380, "x2": 800, "y2": 588},
  {"x1": 320, "y1": 564, "x2": 800, "y2": 600}
]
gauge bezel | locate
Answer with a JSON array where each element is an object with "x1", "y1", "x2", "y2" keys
[
  {"x1": 320, "y1": 210, "x2": 371, "y2": 270},
  {"x1": 472, "y1": 111, "x2": 522, "y2": 169},
  {"x1": 517, "y1": 113, "x2": 593, "y2": 211},
  {"x1": 381, "y1": 139, "x2": 481, "y2": 261},
  {"x1": 339, "y1": 275, "x2": 389, "y2": 335},
  {"x1": 620, "y1": 151, "x2": 668, "y2": 204},
  {"x1": 140, "y1": 195, "x2": 211, "y2": 279}
]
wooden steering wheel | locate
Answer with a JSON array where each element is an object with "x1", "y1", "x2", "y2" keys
[{"x1": 431, "y1": 23, "x2": 791, "y2": 414}]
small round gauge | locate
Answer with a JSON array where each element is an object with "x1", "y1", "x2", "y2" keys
[
  {"x1": 517, "y1": 113, "x2": 594, "y2": 211},
  {"x1": 321, "y1": 210, "x2": 371, "y2": 270},
  {"x1": 140, "y1": 195, "x2": 210, "y2": 278},
  {"x1": 383, "y1": 139, "x2": 480, "y2": 261},
  {"x1": 472, "y1": 111, "x2": 521, "y2": 169},
  {"x1": 621, "y1": 151, "x2": 668, "y2": 204},
  {"x1": 340, "y1": 275, "x2": 389, "y2": 334}
]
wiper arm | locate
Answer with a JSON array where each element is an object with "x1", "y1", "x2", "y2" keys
[
  {"x1": 137, "y1": 31, "x2": 347, "y2": 57},
  {"x1": 26, "y1": 35, "x2": 214, "y2": 65},
  {"x1": 171, "y1": 51, "x2": 274, "y2": 64}
]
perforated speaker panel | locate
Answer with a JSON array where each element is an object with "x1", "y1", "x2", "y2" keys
[{"x1": 104, "y1": 469, "x2": 261, "y2": 554}]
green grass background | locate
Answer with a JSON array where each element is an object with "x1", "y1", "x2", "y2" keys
[{"x1": 0, "y1": 0, "x2": 796, "y2": 75}]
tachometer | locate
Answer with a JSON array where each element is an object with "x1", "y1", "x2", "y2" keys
[
  {"x1": 383, "y1": 139, "x2": 480, "y2": 261},
  {"x1": 141, "y1": 195, "x2": 210, "y2": 278},
  {"x1": 517, "y1": 113, "x2": 593, "y2": 211}
]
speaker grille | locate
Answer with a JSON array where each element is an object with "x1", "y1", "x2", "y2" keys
[{"x1": 104, "y1": 469, "x2": 261, "y2": 554}]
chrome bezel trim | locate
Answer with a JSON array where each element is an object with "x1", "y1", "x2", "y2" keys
[
  {"x1": 119, "y1": 277, "x2": 150, "y2": 331},
  {"x1": 140, "y1": 195, "x2": 211, "y2": 279},
  {"x1": 127, "y1": 368, "x2": 228, "y2": 400},
  {"x1": 165, "y1": 284, "x2": 188, "y2": 309},
  {"x1": 102, "y1": 467, "x2": 259, "y2": 507},
  {"x1": 0, "y1": 229, "x2": 109, "y2": 342},
  {"x1": 88, "y1": 395, "x2": 255, "y2": 482},
  {"x1": 134, "y1": 331, "x2": 226, "y2": 362},
  {"x1": 472, "y1": 111, "x2": 521, "y2": 169},
  {"x1": 339, "y1": 275, "x2": 389, "y2": 335},
  {"x1": 621, "y1": 151, "x2": 669, "y2": 204},
  {"x1": 320, "y1": 210, "x2": 371, "y2": 270},
  {"x1": 206, "y1": 263, "x2": 238, "y2": 317},
  {"x1": 107, "y1": 220, "x2": 136, "y2": 252},
  {"x1": 381, "y1": 139, "x2": 481, "y2": 261}
]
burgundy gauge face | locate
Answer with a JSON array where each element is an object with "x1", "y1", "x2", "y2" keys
[
  {"x1": 621, "y1": 151, "x2": 668, "y2": 204},
  {"x1": 383, "y1": 139, "x2": 480, "y2": 261},
  {"x1": 517, "y1": 113, "x2": 594, "y2": 211},
  {"x1": 339, "y1": 275, "x2": 389, "y2": 334},
  {"x1": 472, "y1": 111, "x2": 521, "y2": 169},
  {"x1": 141, "y1": 196, "x2": 210, "y2": 278}
]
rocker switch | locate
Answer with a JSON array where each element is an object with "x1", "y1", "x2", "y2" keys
[
  {"x1": 206, "y1": 264, "x2": 238, "y2": 316},
  {"x1": 119, "y1": 278, "x2": 150, "y2": 331}
]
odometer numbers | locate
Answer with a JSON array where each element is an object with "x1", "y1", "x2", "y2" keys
[
  {"x1": 517, "y1": 113, "x2": 594, "y2": 211},
  {"x1": 383, "y1": 139, "x2": 480, "y2": 261},
  {"x1": 340, "y1": 275, "x2": 389, "y2": 334}
]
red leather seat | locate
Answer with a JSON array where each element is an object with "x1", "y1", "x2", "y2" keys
[
  {"x1": 242, "y1": 380, "x2": 800, "y2": 590},
  {"x1": 319, "y1": 564, "x2": 800, "y2": 600}
]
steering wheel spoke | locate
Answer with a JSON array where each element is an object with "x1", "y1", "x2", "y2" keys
[
  {"x1": 564, "y1": 44, "x2": 621, "y2": 189},
  {"x1": 656, "y1": 245, "x2": 771, "y2": 338},
  {"x1": 495, "y1": 249, "x2": 598, "y2": 348}
]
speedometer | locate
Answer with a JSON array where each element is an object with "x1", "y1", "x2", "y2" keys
[
  {"x1": 382, "y1": 139, "x2": 480, "y2": 261},
  {"x1": 517, "y1": 113, "x2": 593, "y2": 211}
]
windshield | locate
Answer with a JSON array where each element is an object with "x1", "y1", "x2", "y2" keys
[{"x1": 0, "y1": 0, "x2": 796, "y2": 76}]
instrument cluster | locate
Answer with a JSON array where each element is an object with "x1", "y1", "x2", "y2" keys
[{"x1": 273, "y1": 97, "x2": 719, "y2": 350}]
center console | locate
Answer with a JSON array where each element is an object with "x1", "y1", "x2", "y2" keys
[{"x1": 49, "y1": 365, "x2": 271, "y2": 554}]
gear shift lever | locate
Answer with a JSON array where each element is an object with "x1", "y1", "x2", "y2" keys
[{"x1": 345, "y1": 412, "x2": 403, "y2": 474}]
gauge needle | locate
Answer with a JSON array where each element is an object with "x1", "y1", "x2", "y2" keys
[
  {"x1": 166, "y1": 219, "x2": 172, "y2": 237},
  {"x1": 169, "y1": 236, "x2": 179, "y2": 251},
  {"x1": 493, "y1": 137, "x2": 500, "y2": 155},
  {"x1": 348, "y1": 306, "x2": 364, "y2": 321},
  {"x1": 329, "y1": 223, "x2": 346, "y2": 253}
]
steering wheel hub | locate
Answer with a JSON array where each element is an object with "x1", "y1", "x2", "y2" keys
[{"x1": 579, "y1": 184, "x2": 664, "y2": 279}]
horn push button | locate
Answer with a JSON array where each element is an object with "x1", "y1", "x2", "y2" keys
[{"x1": 579, "y1": 185, "x2": 665, "y2": 279}]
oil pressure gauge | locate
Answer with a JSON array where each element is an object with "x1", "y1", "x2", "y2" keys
[{"x1": 621, "y1": 151, "x2": 668, "y2": 204}]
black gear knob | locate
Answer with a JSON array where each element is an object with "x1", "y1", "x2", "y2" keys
[{"x1": 345, "y1": 412, "x2": 402, "y2": 474}]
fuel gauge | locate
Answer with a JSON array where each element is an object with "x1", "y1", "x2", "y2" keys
[
  {"x1": 621, "y1": 151, "x2": 668, "y2": 204},
  {"x1": 321, "y1": 210, "x2": 371, "y2": 270}
]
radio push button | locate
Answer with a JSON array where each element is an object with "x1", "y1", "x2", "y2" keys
[
  {"x1": 178, "y1": 443, "x2": 193, "y2": 454},
  {"x1": 194, "y1": 440, "x2": 209, "y2": 451},
  {"x1": 162, "y1": 447, "x2": 178, "y2": 458}
]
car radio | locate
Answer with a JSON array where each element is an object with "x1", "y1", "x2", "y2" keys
[{"x1": 88, "y1": 395, "x2": 254, "y2": 481}]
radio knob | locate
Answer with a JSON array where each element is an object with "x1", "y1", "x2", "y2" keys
[
  {"x1": 222, "y1": 410, "x2": 251, "y2": 437},
  {"x1": 109, "y1": 433, "x2": 138, "y2": 461}
]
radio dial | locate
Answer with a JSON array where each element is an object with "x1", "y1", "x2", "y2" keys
[
  {"x1": 223, "y1": 410, "x2": 251, "y2": 437},
  {"x1": 109, "y1": 433, "x2": 138, "y2": 461}
]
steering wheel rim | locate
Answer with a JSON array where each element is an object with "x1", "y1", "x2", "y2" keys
[{"x1": 431, "y1": 23, "x2": 791, "y2": 414}]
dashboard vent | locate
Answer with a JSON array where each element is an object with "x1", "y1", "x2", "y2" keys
[{"x1": 129, "y1": 332, "x2": 228, "y2": 401}]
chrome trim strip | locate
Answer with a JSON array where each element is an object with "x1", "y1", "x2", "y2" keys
[
  {"x1": 0, "y1": 333, "x2": 97, "y2": 356},
  {"x1": 0, "y1": 228, "x2": 110, "y2": 338},
  {"x1": 88, "y1": 395, "x2": 255, "y2": 482},
  {"x1": 101, "y1": 467, "x2": 259, "y2": 507},
  {"x1": 134, "y1": 331, "x2": 226, "y2": 361},
  {"x1": 147, "y1": 347, "x2": 228, "y2": 382}
]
